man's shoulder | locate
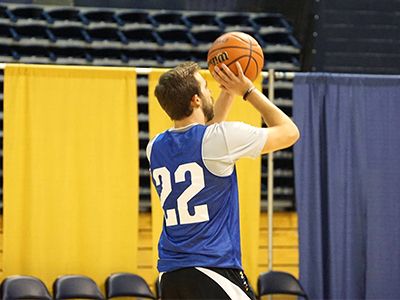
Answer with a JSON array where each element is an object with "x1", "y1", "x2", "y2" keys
[
  {"x1": 146, "y1": 133, "x2": 162, "y2": 161},
  {"x1": 205, "y1": 121, "x2": 253, "y2": 137}
]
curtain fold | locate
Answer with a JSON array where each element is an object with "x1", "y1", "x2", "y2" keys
[
  {"x1": 293, "y1": 73, "x2": 400, "y2": 299},
  {"x1": 148, "y1": 69, "x2": 263, "y2": 286},
  {"x1": 4, "y1": 64, "x2": 139, "y2": 290}
]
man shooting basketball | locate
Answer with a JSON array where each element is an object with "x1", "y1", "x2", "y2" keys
[{"x1": 146, "y1": 61, "x2": 299, "y2": 299}]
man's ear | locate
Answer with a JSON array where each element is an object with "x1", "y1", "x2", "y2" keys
[{"x1": 191, "y1": 94, "x2": 201, "y2": 107}]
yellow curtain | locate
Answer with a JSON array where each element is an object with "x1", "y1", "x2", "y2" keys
[
  {"x1": 3, "y1": 64, "x2": 139, "y2": 290},
  {"x1": 148, "y1": 69, "x2": 262, "y2": 285}
]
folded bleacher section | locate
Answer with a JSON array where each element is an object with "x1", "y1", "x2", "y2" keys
[{"x1": 0, "y1": 3, "x2": 302, "y2": 211}]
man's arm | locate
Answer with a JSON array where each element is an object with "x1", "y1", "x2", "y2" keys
[
  {"x1": 206, "y1": 90, "x2": 235, "y2": 125},
  {"x1": 212, "y1": 62, "x2": 300, "y2": 154}
]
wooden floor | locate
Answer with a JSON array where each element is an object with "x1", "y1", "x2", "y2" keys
[{"x1": 0, "y1": 211, "x2": 299, "y2": 298}]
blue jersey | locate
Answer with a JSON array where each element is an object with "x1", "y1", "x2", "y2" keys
[{"x1": 149, "y1": 124, "x2": 242, "y2": 272}]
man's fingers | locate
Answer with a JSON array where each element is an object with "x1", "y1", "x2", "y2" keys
[{"x1": 236, "y1": 62, "x2": 244, "y2": 77}]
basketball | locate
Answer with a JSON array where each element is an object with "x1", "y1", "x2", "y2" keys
[{"x1": 207, "y1": 32, "x2": 264, "y2": 82}]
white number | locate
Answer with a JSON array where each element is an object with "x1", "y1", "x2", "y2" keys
[
  {"x1": 152, "y1": 167, "x2": 178, "y2": 226},
  {"x1": 152, "y1": 162, "x2": 209, "y2": 226}
]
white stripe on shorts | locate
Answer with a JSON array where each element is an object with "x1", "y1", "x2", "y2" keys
[{"x1": 195, "y1": 267, "x2": 251, "y2": 300}]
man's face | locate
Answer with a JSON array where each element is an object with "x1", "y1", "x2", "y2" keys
[{"x1": 194, "y1": 72, "x2": 214, "y2": 122}]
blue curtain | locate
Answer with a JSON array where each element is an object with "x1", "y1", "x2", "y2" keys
[{"x1": 293, "y1": 73, "x2": 400, "y2": 299}]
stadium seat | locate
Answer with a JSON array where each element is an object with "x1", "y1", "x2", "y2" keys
[
  {"x1": 106, "y1": 273, "x2": 156, "y2": 299},
  {"x1": 81, "y1": 9, "x2": 124, "y2": 26},
  {"x1": 117, "y1": 9, "x2": 152, "y2": 25},
  {"x1": 9, "y1": 6, "x2": 53, "y2": 23},
  {"x1": 13, "y1": 24, "x2": 56, "y2": 42},
  {"x1": 53, "y1": 275, "x2": 105, "y2": 300},
  {"x1": 0, "y1": 4, "x2": 15, "y2": 21},
  {"x1": 257, "y1": 271, "x2": 308, "y2": 300},
  {"x1": 49, "y1": 45, "x2": 92, "y2": 64},
  {"x1": 86, "y1": 26, "x2": 128, "y2": 44},
  {"x1": 190, "y1": 26, "x2": 223, "y2": 44},
  {"x1": 156, "y1": 25, "x2": 198, "y2": 46},
  {"x1": 217, "y1": 12, "x2": 258, "y2": 29},
  {"x1": 1, "y1": 275, "x2": 52, "y2": 300},
  {"x1": 15, "y1": 44, "x2": 56, "y2": 62},
  {"x1": 148, "y1": 11, "x2": 189, "y2": 27},
  {"x1": 90, "y1": 47, "x2": 129, "y2": 64},
  {"x1": 265, "y1": 52, "x2": 300, "y2": 70},
  {"x1": 50, "y1": 25, "x2": 91, "y2": 43},
  {"x1": 251, "y1": 13, "x2": 293, "y2": 31},
  {"x1": 0, "y1": 43, "x2": 19, "y2": 60},
  {"x1": 0, "y1": 23, "x2": 18, "y2": 40},
  {"x1": 183, "y1": 12, "x2": 224, "y2": 28},
  {"x1": 122, "y1": 24, "x2": 164, "y2": 45},
  {"x1": 46, "y1": 7, "x2": 86, "y2": 23},
  {"x1": 161, "y1": 48, "x2": 196, "y2": 68},
  {"x1": 125, "y1": 47, "x2": 163, "y2": 67},
  {"x1": 259, "y1": 30, "x2": 301, "y2": 49}
]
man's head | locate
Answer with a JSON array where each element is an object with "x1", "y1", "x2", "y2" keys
[{"x1": 155, "y1": 61, "x2": 214, "y2": 122}]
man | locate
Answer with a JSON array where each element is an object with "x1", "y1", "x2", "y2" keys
[{"x1": 146, "y1": 61, "x2": 299, "y2": 299}]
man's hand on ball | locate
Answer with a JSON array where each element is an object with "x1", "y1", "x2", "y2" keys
[{"x1": 212, "y1": 62, "x2": 254, "y2": 96}]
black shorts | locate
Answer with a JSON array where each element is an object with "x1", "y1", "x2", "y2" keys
[{"x1": 159, "y1": 267, "x2": 257, "y2": 300}]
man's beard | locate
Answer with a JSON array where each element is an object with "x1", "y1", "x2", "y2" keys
[{"x1": 202, "y1": 96, "x2": 214, "y2": 122}]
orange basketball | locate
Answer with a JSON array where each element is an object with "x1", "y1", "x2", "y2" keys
[{"x1": 207, "y1": 32, "x2": 264, "y2": 82}]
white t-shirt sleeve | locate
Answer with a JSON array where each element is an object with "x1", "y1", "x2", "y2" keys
[{"x1": 203, "y1": 122, "x2": 268, "y2": 176}]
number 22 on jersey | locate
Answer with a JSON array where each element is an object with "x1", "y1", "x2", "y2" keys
[{"x1": 152, "y1": 162, "x2": 210, "y2": 226}]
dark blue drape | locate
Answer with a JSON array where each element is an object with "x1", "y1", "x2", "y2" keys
[{"x1": 293, "y1": 73, "x2": 400, "y2": 299}]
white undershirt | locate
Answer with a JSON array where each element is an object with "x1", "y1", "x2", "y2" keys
[{"x1": 146, "y1": 122, "x2": 268, "y2": 177}]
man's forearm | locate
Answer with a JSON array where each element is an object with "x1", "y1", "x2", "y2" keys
[{"x1": 207, "y1": 90, "x2": 235, "y2": 124}]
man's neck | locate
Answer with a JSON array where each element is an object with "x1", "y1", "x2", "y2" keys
[{"x1": 174, "y1": 110, "x2": 205, "y2": 129}]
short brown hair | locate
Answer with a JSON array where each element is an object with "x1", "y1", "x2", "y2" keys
[{"x1": 154, "y1": 61, "x2": 201, "y2": 120}]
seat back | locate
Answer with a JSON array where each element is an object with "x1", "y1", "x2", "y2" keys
[
  {"x1": 257, "y1": 271, "x2": 308, "y2": 299},
  {"x1": 53, "y1": 275, "x2": 105, "y2": 300},
  {"x1": 1, "y1": 275, "x2": 52, "y2": 300},
  {"x1": 106, "y1": 273, "x2": 155, "y2": 299}
]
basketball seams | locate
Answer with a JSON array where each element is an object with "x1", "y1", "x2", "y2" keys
[
  {"x1": 243, "y1": 34, "x2": 252, "y2": 74},
  {"x1": 208, "y1": 46, "x2": 263, "y2": 59},
  {"x1": 230, "y1": 33, "x2": 252, "y2": 45},
  {"x1": 207, "y1": 31, "x2": 264, "y2": 82}
]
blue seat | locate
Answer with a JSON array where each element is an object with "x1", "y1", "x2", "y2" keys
[
  {"x1": 259, "y1": 31, "x2": 301, "y2": 49},
  {"x1": 148, "y1": 11, "x2": 188, "y2": 27},
  {"x1": 0, "y1": 4, "x2": 15, "y2": 21},
  {"x1": 106, "y1": 273, "x2": 156, "y2": 299},
  {"x1": 15, "y1": 44, "x2": 57, "y2": 62},
  {"x1": 217, "y1": 12, "x2": 258, "y2": 29},
  {"x1": 191, "y1": 27, "x2": 223, "y2": 44},
  {"x1": 46, "y1": 7, "x2": 85, "y2": 23},
  {"x1": 50, "y1": 45, "x2": 93, "y2": 63},
  {"x1": 1, "y1": 275, "x2": 52, "y2": 300},
  {"x1": 117, "y1": 10, "x2": 152, "y2": 25},
  {"x1": 251, "y1": 13, "x2": 293, "y2": 31},
  {"x1": 161, "y1": 48, "x2": 196, "y2": 68},
  {"x1": 257, "y1": 271, "x2": 308, "y2": 300},
  {"x1": 53, "y1": 275, "x2": 105, "y2": 300},
  {"x1": 122, "y1": 24, "x2": 163, "y2": 45},
  {"x1": 10, "y1": 6, "x2": 52, "y2": 23},
  {"x1": 183, "y1": 12, "x2": 223, "y2": 28},
  {"x1": 13, "y1": 23, "x2": 56, "y2": 42},
  {"x1": 86, "y1": 26, "x2": 128, "y2": 44},
  {"x1": 0, "y1": 23, "x2": 18, "y2": 39},
  {"x1": 81, "y1": 9, "x2": 123, "y2": 26},
  {"x1": 156, "y1": 25, "x2": 198, "y2": 46},
  {"x1": 50, "y1": 25, "x2": 91, "y2": 43},
  {"x1": 91, "y1": 47, "x2": 129, "y2": 64},
  {"x1": 125, "y1": 47, "x2": 163, "y2": 67},
  {"x1": 0, "y1": 43, "x2": 19, "y2": 60}
]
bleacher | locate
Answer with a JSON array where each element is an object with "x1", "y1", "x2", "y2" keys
[{"x1": 0, "y1": 3, "x2": 302, "y2": 211}]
